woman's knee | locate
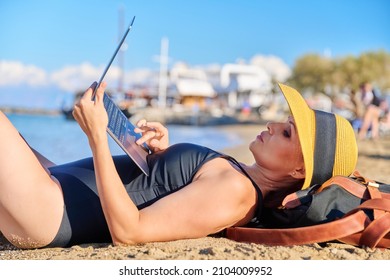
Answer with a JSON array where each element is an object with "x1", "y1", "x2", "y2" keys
[{"x1": 0, "y1": 179, "x2": 64, "y2": 249}]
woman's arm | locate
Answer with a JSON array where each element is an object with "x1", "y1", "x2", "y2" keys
[
  {"x1": 72, "y1": 82, "x2": 257, "y2": 245},
  {"x1": 72, "y1": 82, "x2": 146, "y2": 244},
  {"x1": 130, "y1": 162, "x2": 257, "y2": 244}
]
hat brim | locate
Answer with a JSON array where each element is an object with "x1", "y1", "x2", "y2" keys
[{"x1": 278, "y1": 83, "x2": 315, "y2": 189}]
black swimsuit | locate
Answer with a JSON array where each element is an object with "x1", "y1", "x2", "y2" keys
[{"x1": 46, "y1": 143, "x2": 263, "y2": 247}]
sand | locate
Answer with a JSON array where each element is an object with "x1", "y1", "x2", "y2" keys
[{"x1": 0, "y1": 123, "x2": 389, "y2": 260}]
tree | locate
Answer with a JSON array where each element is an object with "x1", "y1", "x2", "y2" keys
[
  {"x1": 288, "y1": 54, "x2": 334, "y2": 95},
  {"x1": 288, "y1": 50, "x2": 390, "y2": 95}
]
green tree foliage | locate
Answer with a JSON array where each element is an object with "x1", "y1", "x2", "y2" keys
[
  {"x1": 288, "y1": 54, "x2": 334, "y2": 94},
  {"x1": 288, "y1": 50, "x2": 390, "y2": 96}
]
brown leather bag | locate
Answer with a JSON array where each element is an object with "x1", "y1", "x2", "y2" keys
[{"x1": 226, "y1": 171, "x2": 390, "y2": 248}]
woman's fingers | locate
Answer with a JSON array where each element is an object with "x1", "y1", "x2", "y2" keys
[
  {"x1": 95, "y1": 82, "x2": 107, "y2": 104},
  {"x1": 142, "y1": 121, "x2": 167, "y2": 133},
  {"x1": 136, "y1": 119, "x2": 147, "y2": 128},
  {"x1": 72, "y1": 81, "x2": 109, "y2": 138},
  {"x1": 134, "y1": 120, "x2": 169, "y2": 151},
  {"x1": 135, "y1": 121, "x2": 166, "y2": 136},
  {"x1": 136, "y1": 130, "x2": 158, "y2": 145},
  {"x1": 80, "y1": 82, "x2": 96, "y2": 102}
]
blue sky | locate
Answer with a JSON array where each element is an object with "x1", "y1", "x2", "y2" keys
[{"x1": 1, "y1": 0, "x2": 389, "y2": 109}]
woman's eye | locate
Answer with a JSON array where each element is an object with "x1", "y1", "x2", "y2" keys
[{"x1": 283, "y1": 130, "x2": 290, "y2": 138}]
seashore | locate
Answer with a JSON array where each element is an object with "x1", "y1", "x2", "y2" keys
[{"x1": 0, "y1": 123, "x2": 389, "y2": 260}]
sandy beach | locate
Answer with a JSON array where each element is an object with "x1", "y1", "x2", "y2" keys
[{"x1": 0, "y1": 123, "x2": 389, "y2": 260}]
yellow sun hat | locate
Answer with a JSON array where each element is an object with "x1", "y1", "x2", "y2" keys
[{"x1": 278, "y1": 83, "x2": 358, "y2": 189}]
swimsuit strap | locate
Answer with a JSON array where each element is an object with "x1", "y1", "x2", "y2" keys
[{"x1": 221, "y1": 155, "x2": 263, "y2": 218}]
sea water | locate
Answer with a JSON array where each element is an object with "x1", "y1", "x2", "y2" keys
[{"x1": 6, "y1": 113, "x2": 243, "y2": 165}]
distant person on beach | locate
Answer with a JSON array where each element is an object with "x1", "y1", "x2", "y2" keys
[
  {"x1": 358, "y1": 82, "x2": 386, "y2": 140},
  {"x1": 349, "y1": 89, "x2": 365, "y2": 132},
  {"x1": 0, "y1": 82, "x2": 358, "y2": 249}
]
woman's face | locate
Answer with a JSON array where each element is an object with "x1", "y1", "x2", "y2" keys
[{"x1": 250, "y1": 116, "x2": 304, "y2": 175}]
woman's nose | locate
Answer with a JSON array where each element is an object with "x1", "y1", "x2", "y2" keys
[
  {"x1": 266, "y1": 122, "x2": 273, "y2": 133},
  {"x1": 267, "y1": 122, "x2": 284, "y2": 134}
]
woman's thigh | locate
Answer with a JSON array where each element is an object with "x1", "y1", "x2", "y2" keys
[{"x1": 0, "y1": 112, "x2": 64, "y2": 248}]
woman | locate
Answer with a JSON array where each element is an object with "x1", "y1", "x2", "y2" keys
[
  {"x1": 358, "y1": 82, "x2": 386, "y2": 140},
  {"x1": 0, "y1": 83, "x2": 358, "y2": 249}
]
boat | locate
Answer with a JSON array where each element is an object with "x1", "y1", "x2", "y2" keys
[{"x1": 61, "y1": 91, "x2": 83, "y2": 120}]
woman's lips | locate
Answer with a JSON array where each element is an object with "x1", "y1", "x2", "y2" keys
[{"x1": 257, "y1": 132, "x2": 264, "y2": 142}]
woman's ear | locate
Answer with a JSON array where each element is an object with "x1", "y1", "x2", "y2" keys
[{"x1": 290, "y1": 167, "x2": 305, "y2": 179}]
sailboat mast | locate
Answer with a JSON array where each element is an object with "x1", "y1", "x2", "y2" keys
[
  {"x1": 158, "y1": 37, "x2": 169, "y2": 108},
  {"x1": 117, "y1": 6, "x2": 125, "y2": 93}
]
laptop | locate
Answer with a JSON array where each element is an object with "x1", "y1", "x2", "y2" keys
[{"x1": 92, "y1": 16, "x2": 150, "y2": 176}]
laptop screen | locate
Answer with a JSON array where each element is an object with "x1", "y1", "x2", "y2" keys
[{"x1": 103, "y1": 93, "x2": 150, "y2": 176}]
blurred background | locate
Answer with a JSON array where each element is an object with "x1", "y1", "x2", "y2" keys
[{"x1": 1, "y1": 0, "x2": 389, "y2": 163}]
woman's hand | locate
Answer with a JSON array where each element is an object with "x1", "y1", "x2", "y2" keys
[
  {"x1": 72, "y1": 82, "x2": 108, "y2": 145},
  {"x1": 134, "y1": 119, "x2": 169, "y2": 153}
]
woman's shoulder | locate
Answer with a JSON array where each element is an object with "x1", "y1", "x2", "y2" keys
[
  {"x1": 194, "y1": 158, "x2": 258, "y2": 217},
  {"x1": 196, "y1": 157, "x2": 253, "y2": 187}
]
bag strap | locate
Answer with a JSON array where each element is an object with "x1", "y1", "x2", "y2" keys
[
  {"x1": 340, "y1": 198, "x2": 390, "y2": 248},
  {"x1": 282, "y1": 184, "x2": 318, "y2": 208},
  {"x1": 226, "y1": 211, "x2": 368, "y2": 246},
  {"x1": 283, "y1": 171, "x2": 390, "y2": 209},
  {"x1": 226, "y1": 198, "x2": 390, "y2": 248},
  {"x1": 317, "y1": 175, "x2": 390, "y2": 200},
  {"x1": 352, "y1": 170, "x2": 377, "y2": 184},
  {"x1": 282, "y1": 176, "x2": 372, "y2": 209}
]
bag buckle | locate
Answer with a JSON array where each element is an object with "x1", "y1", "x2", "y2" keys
[{"x1": 367, "y1": 182, "x2": 380, "y2": 188}]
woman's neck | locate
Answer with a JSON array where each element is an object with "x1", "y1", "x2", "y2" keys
[{"x1": 240, "y1": 162, "x2": 301, "y2": 207}]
